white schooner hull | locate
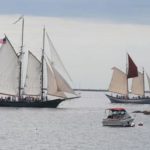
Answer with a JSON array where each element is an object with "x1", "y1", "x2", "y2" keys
[{"x1": 106, "y1": 94, "x2": 150, "y2": 104}]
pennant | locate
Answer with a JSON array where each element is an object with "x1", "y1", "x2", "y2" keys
[{"x1": 0, "y1": 38, "x2": 6, "y2": 44}]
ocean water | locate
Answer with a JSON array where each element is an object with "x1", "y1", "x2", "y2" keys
[{"x1": 0, "y1": 91, "x2": 150, "y2": 150}]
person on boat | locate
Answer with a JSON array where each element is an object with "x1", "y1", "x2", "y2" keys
[{"x1": 0, "y1": 97, "x2": 3, "y2": 101}]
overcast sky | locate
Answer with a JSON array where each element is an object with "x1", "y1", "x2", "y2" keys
[
  {"x1": 0, "y1": 0, "x2": 150, "y2": 24},
  {"x1": 0, "y1": 1, "x2": 150, "y2": 90}
]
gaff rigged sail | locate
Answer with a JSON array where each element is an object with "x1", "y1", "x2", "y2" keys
[{"x1": 127, "y1": 54, "x2": 138, "y2": 78}]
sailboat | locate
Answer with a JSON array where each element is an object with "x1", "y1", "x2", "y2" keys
[
  {"x1": 106, "y1": 53, "x2": 150, "y2": 104},
  {"x1": 0, "y1": 17, "x2": 78, "y2": 108}
]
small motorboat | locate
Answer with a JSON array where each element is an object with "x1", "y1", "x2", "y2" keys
[{"x1": 102, "y1": 108, "x2": 134, "y2": 127}]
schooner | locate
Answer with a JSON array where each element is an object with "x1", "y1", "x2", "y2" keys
[
  {"x1": 106, "y1": 53, "x2": 150, "y2": 104},
  {"x1": 0, "y1": 17, "x2": 78, "y2": 108}
]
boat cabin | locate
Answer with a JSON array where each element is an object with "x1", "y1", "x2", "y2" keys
[{"x1": 106, "y1": 108, "x2": 127, "y2": 119}]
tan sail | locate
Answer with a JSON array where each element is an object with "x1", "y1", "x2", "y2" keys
[
  {"x1": 131, "y1": 72, "x2": 144, "y2": 96},
  {"x1": 146, "y1": 73, "x2": 150, "y2": 91},
  {"x1": 0, "y1": 37, "x2": 19, "y2": 95},
  {"x1": 109, "y1": 67, "x2": 128, "y2": 95},
  {"x1": 24, "y1": 52, "x2": 41, "y2": 96}
]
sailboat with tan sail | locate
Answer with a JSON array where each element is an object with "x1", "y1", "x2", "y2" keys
[{"x1": 106, "y1": 53, "x2": 150, "y2": 104}]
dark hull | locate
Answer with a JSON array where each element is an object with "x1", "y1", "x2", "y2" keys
[
  {"x1": 0, "y1": 96, "x2": 80, "y2": 108},
  {"x1": 106, "y1": 94, "x2": 150, "y2": 104},
  {"x1": 0, "y1": 99, "x2": 65, "y2": 108}
]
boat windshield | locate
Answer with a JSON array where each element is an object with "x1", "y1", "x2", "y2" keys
[{"x1": 107, "y1": 109, "x2": 126, "y2": 118}]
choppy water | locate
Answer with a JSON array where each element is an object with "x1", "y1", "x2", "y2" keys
[{"x1": 0, "y1": 91, "x2": 150, "y2": 150}]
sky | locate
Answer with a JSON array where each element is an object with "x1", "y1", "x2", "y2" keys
[
  {"x1": 0, "y1": 1, "x2": 150, "y2": 90},
  {"x1": 0, "y1": 0, "x2": 150, "y2": 24}
]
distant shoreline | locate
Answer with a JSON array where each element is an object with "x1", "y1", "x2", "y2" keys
[
  {"x1": 74, "y1": 89, "x2": 108, "y2": 92},
  {"x1": 74, "y1": 89, "x2": 150, "y2": 93}
]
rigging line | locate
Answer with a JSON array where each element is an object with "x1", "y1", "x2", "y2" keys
[{"x1": 13, "y1": 15, "x2": 24, "y2": 24}]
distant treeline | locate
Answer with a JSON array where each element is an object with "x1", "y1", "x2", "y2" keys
[{"x1": 73, "y1": 89, "x2": 108, "y2": 92}]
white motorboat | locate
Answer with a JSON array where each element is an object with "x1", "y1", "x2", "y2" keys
[{"x1": 102, "y1": 108, "x2": 134, "y2": 127}]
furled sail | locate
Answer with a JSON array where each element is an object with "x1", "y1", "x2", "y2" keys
[
  {"x1": 131, "y1": 72, "x2": 144, "y2": 96},
  {"x1": 109, "y1": 67, "x2": 128, "y2": 95},
  {"x1": 127, "y1": 54, "x2": 138, "y2": 78},
  {"x1": 24, "y1": 52, "x2": 41, "y2": 96},
  {"x1": 0, "y1": 36, "x2": 19, "y2": 95}
]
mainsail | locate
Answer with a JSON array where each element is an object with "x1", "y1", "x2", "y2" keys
[
  {"x1": 131, "y1": 72, "x2": 144, "y2": 96},
  {"x1": 0, "y1": 37, "x2": 19, "y2": 95},
  {"x1": 24, "y1": 52, "x2": 41, "y2": 96},
  {"x1": 127, "y1": 54, "x2": 138, "y2": 78},
  {"x1": 109, "y1": 67, "x2": 128, "y2": 95}
]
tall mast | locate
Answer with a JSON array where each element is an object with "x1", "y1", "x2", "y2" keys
[
  {"x1": 126, "y1": 53, "x2": 129, "y2": 98},
  {"x1": 41, "y1": 27, "x2": 45, "y2": 100},
  {"x1": 18, "y1": 17, "x2": 24, "y2": 99},
  {"x1": 143, "y1": 67, "x2": 145, "y2": 97}
]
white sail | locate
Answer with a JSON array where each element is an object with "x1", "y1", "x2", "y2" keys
[
  {"x1": 24, "y1": 52, "x2": 41, "y2": 96},
  {"x1": 47, "y1": 63, "x2": 65, "y2": 97},
  {"x1": 46, "y1": 32, "x2": 72, "y2": 82},
  {"x1": 131, "y1": 72, "x2": 144, "y2": 96},
  {"x1": 47, "y1": 61, "x2": 75, "y2": 97},
  {"x1": 146, "y1": 73, "x2": 150, "y2": 91},
  {"x1": 52, "y1": 66, "x2": 75, "y2": 94},
  {"x1": 109, "y1": 67, "x2": 128, "y2": 95},
  {"x1": 46, "y1": 63, "x2": 57, "y2": 95},
  {"x1": 0, "y1": 37, "x2": 19, "y2": 95}
]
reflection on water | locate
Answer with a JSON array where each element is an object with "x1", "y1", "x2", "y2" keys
[{"x1": 0, "y1": 91, "x2": 149, "y2": 150}]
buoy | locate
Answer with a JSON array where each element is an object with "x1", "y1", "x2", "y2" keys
[
  {"x1": 130, "y1": 122, "x2": 135, "y2": 127},
  {"x1": 138, "y1": 122, "x2": 143, "y2": 126}
]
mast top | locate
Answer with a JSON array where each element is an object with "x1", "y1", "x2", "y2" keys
[
  {"x1": 42, "y1": 26, "x2": 45, "y2": 52},
  {"x1": 13, "y1": 16, "x2": 24, "y2": 55}
]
